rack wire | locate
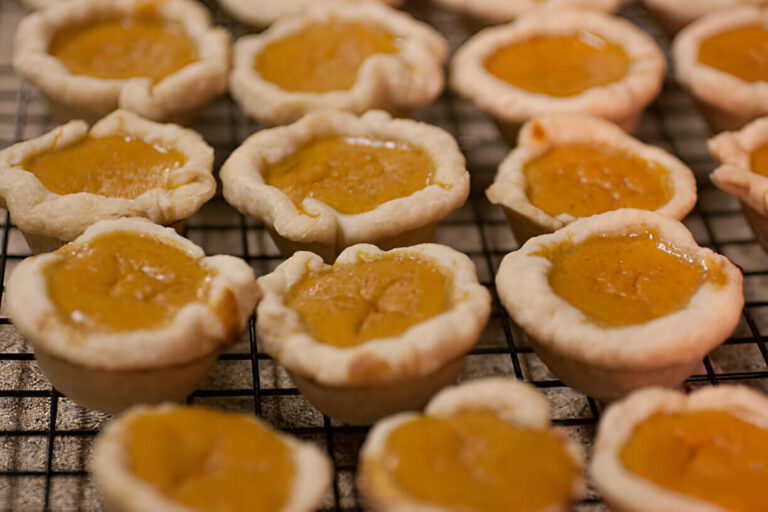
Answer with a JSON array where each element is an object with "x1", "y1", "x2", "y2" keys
[{"x1": 0, "y1": 0, "x2": 767, "y2": 510}]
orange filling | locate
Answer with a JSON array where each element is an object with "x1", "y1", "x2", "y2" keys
[
  {"x1": 285, "y1": 254, "x2": 450, "y2": 348},
  {"x1": 542, "y1": 230, "x2": 725, "y2": 327},
  {"x1": 485, "y1": 32, "x2": 630, "y2": 97},
  {"x1": 49, "y1": 16, "x2": 198, "y2": 81},
  {"x1": 621, "y1": 410, "x2": 768, "y2": 512},
  {"x1": 750, "y1": 140, "x2": 768, "y2": 178},
  {"x1": 377, "y1": 409, "x2": 579, "y2": 511},
  {"x1": 127, "y1": 407, "x2": 294, "y2": 512},
  {"x1": 22, "y1": 135, "x2": 186, "y2": 198},
  {"x1": 524, "y1": 144, "x2": 672, "y2": 217},
  {"x1": 254, "y1": 21, "x2": 399, "y2": 92},
  {"x1": 264, "y1": 136, "x2": 434, "y2": 214},
  {"x1": 46, "y1": 231, "x2": 210, "y2": 332},
  {"x1": 698, "y1": 25, "x2": 768, "y2": 83}
]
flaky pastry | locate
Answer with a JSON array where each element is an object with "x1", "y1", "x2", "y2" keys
[
  {"x1": 645, "y1": 0, "x2": 768, "y2": 34},
  {"x1": 217, "y1": 0, "x2": 404, "y2": 28}
]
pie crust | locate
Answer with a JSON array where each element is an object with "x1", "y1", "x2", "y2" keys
[
  {"x1": 220, "y1": 109, "x2": 469, "y2": 263},
  {"x1": 229, "y1": 4, "x2": 448, "y2": 127},
  {"x1": 0, "y1": 109, "x2": 216, "y2": 253},
  {"x1": 255, "y1": 243, "x2": 491, "y2": 425},
  {"x1": 495, "y1": 209, "x2": 744, "y2": 402},
  {"x1": 12, "y1": 0, "x2": 230, "y2": 124},
  {"x1": 5, "y1": 217, "x2": 260, "y2": 413},
  {"x1": 450, "y1": 8, "x2": 666, "y2": 140},
  {"x1": 486, "y1": 114, "x2": 697, "y2": 244},
  {"x1": 91, "y1": 403, "x2": 331, "y2": 512},
  {"x1": 433, "y1": 0, "x2": 627, "y2": 25},
  {"x1": 709, "y1": 116, "x2": 768, "y2": 251},
  {"x1": 645, "y1": 0, "x2": 766, "y2": 34},
  {"x1": 358, "y1": 378, "x2": 586, "y2": 511},
  {"x1": 672, "y1": 6, "x2": 768, "y2": 132},
  {"x1": 592, "y1": 385, "x2": 768, "y2": 512},
  {"x1": 218, "y1": 0, "x2": 405, "y2": 28},
  {"x1": 16, "y1": 0, "x2": 63, "y2": 9}
]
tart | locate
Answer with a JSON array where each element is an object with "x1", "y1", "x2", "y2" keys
[
  {"x1": 229, "y1": 3, "x2": 448, "y2": 126},
  {"x1": 450, "y1": 8, "x2": 666, "y2": 141},
  {"x1": 255, "y1": 243, "x2": 491, "y2": 425},
  {"x1": 0, "y1": 109, "x2": 216, "y2": 253},
  {"x1": 592, "y1": 385, "x2": 768, "y2": 512},
  {"x1": 645, "y1": 0, "x2": 766, "y2": 35},
  {"x1": 486, "y1": 114, "x2": 697, "y2": 244},
  {"x1": 673, "y1": 6, "x2": 768, "y2": 132},
  {"x1": 220, "y1": 109, "x2": 469, "y2": 262},
  {"x1": 5, "y1": 218, "x2": 260, "y2": 413},
  {"x1": 433, "y1": 0, "x2": 627, "y2": 26},
  {"x1": 709, "y1": 116, "x2": 768, "y2": 252},
  {"x1": 12, "y1": 0, "x2": 230, "y2": 124},
  {"x1": 91, "y1": 404, "x2": 331, "y2": 512},
  {"x1": 358, "y1": 378, "x2": 585, "y2": 511},
  {"x1": 495, "y1": 209, "x2": 744, "y2": 401},
  {"x1": 218, "y1": 0, "x2": 404, "y2": 28}
]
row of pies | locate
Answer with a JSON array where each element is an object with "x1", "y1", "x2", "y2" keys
[
  {"x1": 10, "y1": 0, "x2": 768, "y2": 137},
  {"x1": 88, "y1": 380, "x2": 768, "y2": 512}
]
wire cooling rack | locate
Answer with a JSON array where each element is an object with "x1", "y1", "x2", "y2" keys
[{"x1": 0, "y1": 0, "x2": 767, "y2": 510}]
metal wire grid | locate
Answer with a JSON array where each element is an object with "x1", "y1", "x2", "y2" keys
[{"x1": 0, "y1": 0, "x2": 767, "y2": 510}]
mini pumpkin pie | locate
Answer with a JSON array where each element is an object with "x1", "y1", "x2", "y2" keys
[
  {"x1": 592, "y1": 385, "x2": 768, "y2": 512},
  {"x1": 229, "y1": 3, "x2": 447, "y2": 126},
  {"x1": 0, "y1": 109, "x2": 215, "y2": 254},
  {"x1": 433, "y1": 0, "x2": 627, "y2": 26},
  {"x1": 358, "y1": 378, "x2": 585, "y2": 511},
  {"x1": 495, "y1": 209, "x2": 744, "y2": 402},
  {"x1": 220, "y1": 109, "x2": 469, "y2": 262},
  {"x1": 673, "y1": 6, "x2": 768, "y2": 132},
  {"x1": 486, "y1": 114, "x2": 697, "y2": 244},
  {"x1": 12, "y1": 0, "x2": 230, "y2": 124},
  {"x1": 709, "y1": 116, "x2": 768, "y2": 252},
  {"x1": 645, "y1": 0, "x2": 768, "y2": 35},
  {"x1": 91, "y1": 404, "x2": 331, "y2": 512},
  {"x1": 5, "y1": 218, "x2": 260, "y2": 413},
  {"x1": 450, "y1": 8, "x2": 666, "y2": 141},
  {"x1": 255, "y1": 243, "x2": 491, "y2": 425},
  {"x1": 218, "y1": 0, "x2": 404, "y2": 28}
]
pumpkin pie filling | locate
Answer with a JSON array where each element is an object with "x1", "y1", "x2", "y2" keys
[
  {"x1": 378, "y1": 409, "x2": 579, "y2": 511},
  {"x1": 540, "y1": 230, "x2": 726, "y2": 327},
  {"x1": 523, "y1": 144, "x2": 672, "y2": 217},
  {"x1": 698, "y1": 25, "x2": 768, "y2": 83},
  {"x1": 127, "y1": 407, "x2": 294, "y2": 512},
  {"x1": 264, "y1": 136, "x2": 435, "y2": 214},
  {"x1": 620, "y1": 410, "x2": 768, "y2": 512},
  {"x1": 485, "y1": 32, "x2": 631, "y2": 97},
  {"x1": 284, "y1": 254, "x2": 450, "y2": 348},
  {"x1": 45, "y1": 231, "x2": 210, "y2": 332},
  {"x1": 49, "y1": 17, "x2": 198, "y2": 82},
  {"x1": 21, "y1": 135, "x2": 187, "y2": 198},
  {"x1": 750, "y1": 140, "x2": 768, "y2": 177},
  {"x1": 254, "y1": 21, "x2": 399, "y2": 93}
]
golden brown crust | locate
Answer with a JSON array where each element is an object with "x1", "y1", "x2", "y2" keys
[
  {"x1": 12, "y1": 0, "x2": 230, "y2": 123},
  {"x1": 592, "y1": 385, "x2": 768, "y2": 512},
  {"x1": 486, "y1": 114, "x2": 697, "y2": 244},
  {"x1": 229, "y1": 4, "x2": 447, "y2": 126},
  {"x1": 450, "y1": 8, "x2": 665, "y2": 133},
  {"x1": 644, "y1": 0, "x2": 766, "y2": 34},
  {"x1": 220, "y1": 110, "x2": 469, "y2": 262},
  {"x1": 495, "y1": 209, "x2": 744, "y2": 401}
]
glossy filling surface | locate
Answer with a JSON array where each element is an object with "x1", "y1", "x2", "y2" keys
[
  {"x1": 485, "y1": 32, "x2": 630, "y2": 97},
  {"x1": 378, "y1": 409, "x2": 579, "y2": 511},
  {"x1": 524, "y1": 144, "x2": 672, "y2": 217},
  {"x1": 22, "y1": 135, "x2": 186, "y2": 198},
  {"x1": 620, "y1": 410, "x2": 768, "y2": 512},
  {"x1": 254, "y1": 21, "x2": 398, "y2": 92},
  {"x1": 285, "y1": 254, "x2": 450, "y2": 348},
  {"x1": 698, "y1": 25, "x2": 768, "y2": 83},
  {"x1": 542, "y1": 230, "x2": 724, "y2": 327},
  {"x1": 50, "y1": 17, "x2": 198, "y2": 81},
  {"x1": 46, "y1": 231, "x2": 210, "y2": 332},
  {"x1": 749, "y1": 140, "x2": 768, "y2": 178},
  {"x1": 127, "y1": 407, "x2": 294, "y2": 512},
  {"x1": 264, "y1": 136, "x2": 434, "y2": 214}
]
